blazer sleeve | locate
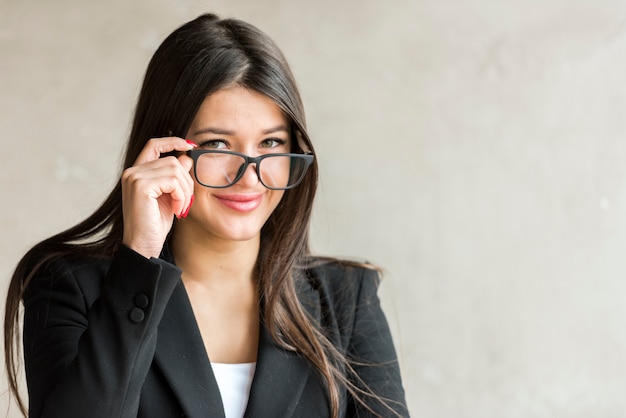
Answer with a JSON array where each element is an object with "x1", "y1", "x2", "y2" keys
[
  {"x1": 346, "y1": 267, "x2": 410, "y2": 417},
  {"x1": 23, "y1": 245, "x2": 181, "y2": 418}
]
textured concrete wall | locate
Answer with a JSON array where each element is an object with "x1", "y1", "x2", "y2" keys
[{"x1": 3, "y1": 0, "x2": 626, "y2": 416}]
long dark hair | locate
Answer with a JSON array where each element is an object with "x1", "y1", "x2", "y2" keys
[{"x1": 5, "y1": 14, "x2": 395, "y2": 417}]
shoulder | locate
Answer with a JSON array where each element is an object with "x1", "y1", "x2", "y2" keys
[
  {"x1": 297, "y1": 257, "x2": 384, "y2": 331},
  {"x1": 301, "y1": 257, "x2": 381, "y2": 300},
  {"x1": 23, "y1": 244, "x2": 183, "y2": 310},
  {"x1": 23, "y1": 253, "x2": 112, "y2": 307},
  {"x1": 296, "y1": 257, "x2": 394, "y2": 357}
]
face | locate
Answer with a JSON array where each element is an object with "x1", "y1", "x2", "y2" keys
[{"x1": 181, "y1": 86, "x2": 290, "y2": 244}]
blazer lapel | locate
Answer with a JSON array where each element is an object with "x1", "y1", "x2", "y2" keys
[
  {"x1": 154, "y1": 246, "x2": 326, "y2": 417},
  {"x1": 244, "y1": 328, "x2": 316, "y2": 417},
  {"x1": 244, "y1": 272, "x2": 325, "y2": 417},
  {"x1": 154, "y1": 281, "x2": 225, "y2": 418}
]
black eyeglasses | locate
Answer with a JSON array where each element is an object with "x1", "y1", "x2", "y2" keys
[{"x1": 186, "y1": 150, "x2": 314, "y2": 190}]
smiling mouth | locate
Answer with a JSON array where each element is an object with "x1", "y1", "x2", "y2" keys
[{"x1": 214, "y1": 193, "x2": 263, "y2": 212}]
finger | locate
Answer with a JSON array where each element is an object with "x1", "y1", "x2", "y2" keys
[
  {"x1": 158, "y1": 178, "x2": 188, "y2": 217},
  {"x1": 134, "y1": 137, "x2": 197, "y2": 166},
  {"x1": 174, "y1": 154, "x2": 195, "y2": 218},
  {"x1": 172, "y1": 156, "x2": 195, "y2": 215},
  {"x1": 177, "y1": 153, "x2": 195, "y2": 190},
  {"x1": 133, "y1": 173, "x2": 188, "y2": 218},
  {"x1": 152, "y1": 160, "x2": 194, "y2": 215},
  {"x1": 123, "y1": 157, "x2": 195, "y2": 215}
]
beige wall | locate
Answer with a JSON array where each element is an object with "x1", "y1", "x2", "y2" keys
[{"x1": 3, "y1": 0, "x2": 626, "y2": 416}]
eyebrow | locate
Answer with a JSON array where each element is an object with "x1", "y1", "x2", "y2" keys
[
  {"x1": 192, "y1": 127, "x2": 234, "y2": 136},
  {"x1": 192, "y1": 125, "x2": 289, "y2": 136},
  {"x1": 262, "y1": 125, "x2": 289, "y2": 135}
]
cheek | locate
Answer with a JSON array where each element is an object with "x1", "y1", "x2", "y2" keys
[{"x1": 266, "y1": 190, "x2": 286, "y2": 213}]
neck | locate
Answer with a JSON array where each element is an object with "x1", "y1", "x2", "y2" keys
[{"x1": 169, "y1": 224, "x2": 260, "y2": 289}]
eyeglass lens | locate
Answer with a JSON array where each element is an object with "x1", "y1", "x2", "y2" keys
[{"x1": 194, "y1": 153, "x2": 308, "y2": 189}]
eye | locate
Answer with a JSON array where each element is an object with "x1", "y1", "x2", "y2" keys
[
  {"x1": 198, "y1": 139, "x2": 228, "y2": 149},
  {"x1": 260, "y1": 138, "x2": 288, "y2": 149}
]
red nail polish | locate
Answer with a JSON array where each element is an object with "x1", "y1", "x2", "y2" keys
[
  {"x1": 181, "y1": 194, "x2": 194, "y2": 219},
  {"x1": 185, "y1": 140, "x2": 198, "y2": 147}
]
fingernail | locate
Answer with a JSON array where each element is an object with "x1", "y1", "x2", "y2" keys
[
  {"x1": 181, "y1": 194, "x2": 194, "y2": 219},
  {"x1": 185, "y1": 140, "x2": 198, "y2": 147},
  {"x1": 184, "y1": 195, "x2": 194, "y2": 217}
]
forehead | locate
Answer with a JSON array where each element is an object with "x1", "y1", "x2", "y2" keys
[{"x1": 190, "y1": 86, "x2": 288, "y2": 132}]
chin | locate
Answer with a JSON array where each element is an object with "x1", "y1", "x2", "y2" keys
[
  {"x1": 199, "y1": 217, "x2": 267, "y2": 243},
  {"x1": 184, "y1": 197, "x2": 277, "y2": 243}
]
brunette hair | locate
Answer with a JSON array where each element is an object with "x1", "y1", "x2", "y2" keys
[{"x1": 5, "y1": 14, "x2": 396, "y2": 417}]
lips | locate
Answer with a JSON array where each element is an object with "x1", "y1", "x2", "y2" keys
[{"x1": 214, "y1": 193, "x2": 263, "y2": 212}]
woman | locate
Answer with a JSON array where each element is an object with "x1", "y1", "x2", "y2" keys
[{"x1": 5, "y1": 13, "x2": 408, "y2": 418}]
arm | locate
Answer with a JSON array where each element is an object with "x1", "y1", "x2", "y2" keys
[
  {"x1": 346, "y1": 268, "x2": 410, "y2": 417},
  {"x1": 23, "y1": 137, "x2": 194, "y2": 418},
  {"x1": 23, "y1": 245, "x2": 180, "y2": 418}
]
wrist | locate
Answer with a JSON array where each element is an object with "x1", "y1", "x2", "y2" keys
[{"x1": 121, "y1": 238, "x2": 162, "y2": 259}]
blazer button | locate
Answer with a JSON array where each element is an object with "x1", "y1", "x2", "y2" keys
[
  {"x1": 129, "y1": 307, "x2": 145, "y2": 323},
  {"x1": 135, "y1": 293, "x2": 150, "y2": 309}
]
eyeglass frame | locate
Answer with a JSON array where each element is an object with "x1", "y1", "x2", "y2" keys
[{"x1": 186, "y1": 149, "x2": 314, "y2": 190}]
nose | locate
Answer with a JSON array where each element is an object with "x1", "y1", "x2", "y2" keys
[{"x1": 236, "y1": 161, "x2": 261, "y2": 187}]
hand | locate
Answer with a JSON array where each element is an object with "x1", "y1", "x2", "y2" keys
[{"x1": 121, "y1": 137, "x2": 196, "y2": 259}]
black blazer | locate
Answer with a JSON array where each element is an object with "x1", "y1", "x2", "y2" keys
[{"x1": 23, "y1": 245, "x2": 409, "y2": 417}]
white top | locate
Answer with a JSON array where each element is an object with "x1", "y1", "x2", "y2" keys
[{"x1": 211, "y1": 362, "x2": 256, "y2": 418}]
